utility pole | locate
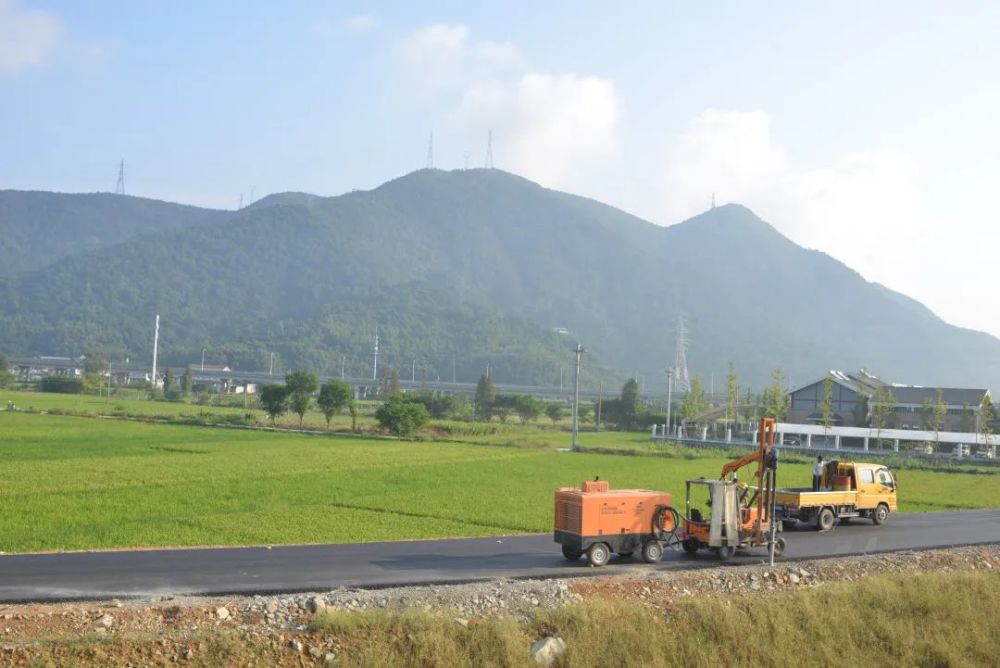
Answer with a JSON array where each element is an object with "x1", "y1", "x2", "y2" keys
[
  {"x1": 452, "y1": 358, "x2": 456, "y2": 384},
  {"x1": 201, "y1": 348, "x2": 206, "y2": 371},
  {"x1": 151, "y1": 314, "x2": 160, "y2": 388},
  {"x1": 341, "y1": 355, "x2": 346, "y2": 380},
  {"x1": 572, "y1": 344, "x2": 583, "y2": 452},
  {"x1": 269, "y1": 352, "x2": 274, "y2": 376},
  {"x1": 411, "y1": 359, "x2": 416, "y2": 384},
  {"x1": 666, "y1": 368, "x2": 674, "y2": 438}
]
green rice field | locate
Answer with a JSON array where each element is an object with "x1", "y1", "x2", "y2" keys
[{"x1": 2, "y1": 405, "x2": 998, "y2": 553}]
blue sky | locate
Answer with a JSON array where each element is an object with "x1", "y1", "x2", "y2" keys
[{"x1": 3, "y1": 1, "x2": 999, "y2": 340}]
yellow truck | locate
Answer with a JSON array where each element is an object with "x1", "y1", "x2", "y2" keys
[{"x1": 774, "y1": 461, "x2": 897, "y2": 531}]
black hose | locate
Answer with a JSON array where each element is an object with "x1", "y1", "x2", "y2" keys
[{"x1": 652, "y1": 505, "x2": 683, "y2": 547}]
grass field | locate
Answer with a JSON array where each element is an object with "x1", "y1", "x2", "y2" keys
[
  {"x1": 2, "y1": 409, "x2": 999, "y2": 553},
  {"x1": 305, "y1": 570, "x2": 1000, "y2": 667}
]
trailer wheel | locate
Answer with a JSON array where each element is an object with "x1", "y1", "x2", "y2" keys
[
  {"x1": 642, "y1": 541, "x2": 664, "y2": 563},
  {"x1": 587, "y1": 542, "x2": 611, "y2": 567},
  {"x1": 716, "y1": 545, "x2": 736, "y2": 562},
  {"x1": 682, "y1": 538, "x2": 700, "y2": 554},
  {"x1": 817, "y1": 507, "x2": 835, "y2": 532},
  {"x1": 561, "y1": 545, "x2": 583, "y2": 561},
  {"x1": 873, "y1": 504, "x2": 890, "y2": 526}
]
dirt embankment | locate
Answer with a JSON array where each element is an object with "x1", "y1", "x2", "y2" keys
[{"x1": 0, "y1": 545, "x2": 997, "y2": 666}]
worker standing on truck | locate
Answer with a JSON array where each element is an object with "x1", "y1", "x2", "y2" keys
[{"x1": 812, "y1": 456, "x2": 823, "y2": 491}]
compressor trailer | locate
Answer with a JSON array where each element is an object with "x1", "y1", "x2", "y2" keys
[{"x1": 553, "y1": 479, "x2": 677, "y2": 567}]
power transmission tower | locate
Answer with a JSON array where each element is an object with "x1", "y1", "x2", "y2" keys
[
  {"x1": 485, "y1": 130, "x2": 494, "y2": 168},
  {"x1": 115, "y1": 160, "x2": 125, "y2": 195},
  {"x1": 372, "y1": 324, "x2": 379, "y2": 381},
  {"x1": 673, "y1": 314, "x2": 690, "y2": 394},
  {"x1": 463, "y1": 151, "x2": 470, "y2": 169},
  {"x1": 426, "y1": 132, "x2": 434, "y2": 169}
]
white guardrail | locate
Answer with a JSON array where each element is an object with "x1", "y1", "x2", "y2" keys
[{"x1": 651, "y1": 422, "x2": 998, "y2": 460}]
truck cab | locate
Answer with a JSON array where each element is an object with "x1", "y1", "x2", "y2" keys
[{"x1": 774, "y1": 461, "x2": 897, "y2": 531}]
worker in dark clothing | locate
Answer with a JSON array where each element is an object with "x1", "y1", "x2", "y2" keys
[{"x1": 812, "y1": 455, "x2": 824, "y2": 491}]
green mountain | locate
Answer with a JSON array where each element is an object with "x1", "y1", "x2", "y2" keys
[
  {"x1": 1, "y1": 169, "x2": 998, "y2": 390},
  {"x1": 0, "y1": 191, "x2": 232, "y2": 277}
]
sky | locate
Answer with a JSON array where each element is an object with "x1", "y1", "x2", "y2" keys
[{"x1": 3, "y1": 1, "x2": 1000, "y2": 339}]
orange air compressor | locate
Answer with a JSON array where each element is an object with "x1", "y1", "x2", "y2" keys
[{"x1": 554, "y1": 479, "x2": 676, "y2": 567}]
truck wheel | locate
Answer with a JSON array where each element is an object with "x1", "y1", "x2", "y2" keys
[
  {"x1": 682, "y1": 538, "x2": 700, "y2": 554},
  {"x1": 587, "y1": 542, "x2": 611, "y2": 567},
  {"x1": 873, "y1": 504, "x2": 890, "y2": 526},
  {"x1": 716, "y1": 545, "x2": 735, "y2": 562},
  {"x1": 642, "y1": 541, "x2": 664, "y2": 563},
  {"x1": 817, "y1": 507, "x2": 835, "y2": 532},
  {"x1": 561, "y1": 545, "x2": 583, "y2": 561},
  {"x1": 772, "y1": 537, "x2": 787, "y2": 557}
]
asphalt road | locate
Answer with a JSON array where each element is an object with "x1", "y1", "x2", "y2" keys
[{"x1": 2, "y1": 509, "x2": 998, "y2": 603}]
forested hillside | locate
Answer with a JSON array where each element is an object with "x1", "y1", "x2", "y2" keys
[{"x1": 2, "y1": 169, "x2": 998, "y2": 389}]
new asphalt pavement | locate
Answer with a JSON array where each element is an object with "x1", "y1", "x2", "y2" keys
[{"x1": 1, "y1": 509, "x2": 998, "y2": 603}]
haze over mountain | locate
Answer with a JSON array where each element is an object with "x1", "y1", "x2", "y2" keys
[{"x1": 1, "y1": 169, "x2": 997, "y2": 390}]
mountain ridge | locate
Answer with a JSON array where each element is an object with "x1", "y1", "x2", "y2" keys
[{"x1": 0, "y1": 169, "x2": 996, "y2": 390}]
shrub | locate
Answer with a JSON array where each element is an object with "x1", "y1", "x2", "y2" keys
[
  {"x1": 375, "y1": 396, "x2": 430, "y2": 437},
  {"x1": 39, "y1": 376, "x2": 84, "y2": 394}
]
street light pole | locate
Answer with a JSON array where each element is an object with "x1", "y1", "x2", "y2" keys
[{"x1": 572, "y1": 344, "x2": 583, "y2": 452}]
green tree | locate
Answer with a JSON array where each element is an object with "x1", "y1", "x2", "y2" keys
[
  {"x1": 616, "y1": 378, "x2": 643, "y2": 431},
  {"x1": 959, "y1": 402, "x2": 975, "y2": 433},
  {"x1": 0, "y1": 351, "x2": 12, "y2": 388},
  {"x1": 978, "y1": 397, "x2": 994, "y2": 454},
  {"x1": 871, "y1": 386, "x2": 898, "y2": 446},
  {"x1": 285, "y1": 370, "x2": 319, "y2": 427},
  {"x1": 348, "y1": 402, "x2": 358, "y2": 432},
  {"x1": 680, "y1": 375, "x2": 708, "y2": 425},
  {"x1": 317, "y1": 380, "x2": 352, "y2": 427},
  {"x1": 375, "y1": 395, "x2": 430, "y2": 437},
  {"x1": 493, "y1": 395, "x2": 514, "y2": 423},
  {"x1": 820, "y1": 376, "x2": 834, "y2": 432},
  {"x1": 920, "y1": 397, "x2": 935, "y2": 430},
  {"x1": 259, "y1": 384, "x2": 289, "y2": 426},
  {"x1": 180, "y1": 365, "x2": 193, "y2": 395},
  {"x1": 474, "y1": 374, "x2": 496, "y2": 421},
  {"x1": 546, "y1": 402, "x2": 566, "y2": 424},
  {"x1": 163, "y1": 367, "x2": 174, "y2": 392},
  {"x1": 852, "y1": 394, "x2": 870, "y2": 427},
  {"x1": 760, "y1": 368, "x2": 789, "y2": 420},
  {"x1": 932, "y1": 388, "x2": 947, "y2": 447},
  {"x1": 512, "y1": 395, "x2": 544, "y2": 424},
  {"x1": 725, "y1": 362, "x2": 738, "y2": 428},
  {"x1": 83, "y1": 350, "x2": 108, "y2": 374},
  {"x1": 389, "y1": 367, "x2": 401, "y2": 395}
]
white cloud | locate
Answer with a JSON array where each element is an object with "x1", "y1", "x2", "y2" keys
[
  {"x1": 656, "y1": 108, "x2": 998, "y2": 332},
  {"x1": 660, "y1": 110, "x2": 929, "y2": 274},
  {"x1": 398, "y1": 23, "x2": 520, "y2": 90},
  {"x1": 0, "y1": 0, "x2": 64, "y2": 75},
  {"x1": 662, "y1": 109, "x2": 787, "y2": 222},
  {"x1": 342, "y1": 14, "x2": 378, "y2": 33},
  {"x1": 453, "y1": 73, "x2": 620, "y2": 186}
]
